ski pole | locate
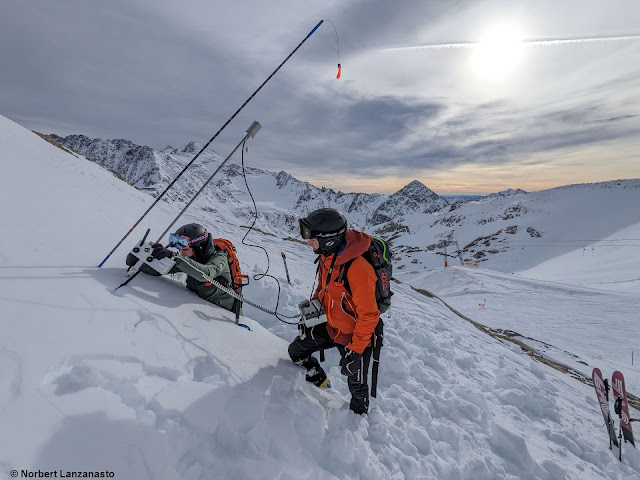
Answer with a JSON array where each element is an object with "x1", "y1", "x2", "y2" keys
[
  {"x1": 614, "y1": 396, "x2": 623, "y2": 461},
  {"x1": 605, "y1": 378, "x2": 614, "y2": 450},
  {"x1": 113, "y1": 122, "x2": 261, "y2": 292},
  {"x1": 98, "y1": 20, "x2": 325, "y2": 267},
  {"x1": 281, "y1": 252, "x2": 291, "y2": 284}
]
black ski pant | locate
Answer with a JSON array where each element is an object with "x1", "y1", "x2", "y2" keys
[{"x1": 288, "y1": 322, "x2": 372, "y2": 414}]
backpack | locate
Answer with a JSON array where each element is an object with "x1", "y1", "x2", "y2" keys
[
  {"x1": 337, "y1": 235, "x2": 391, "y2": 398},
  {"x1": 339, "y1": 236, "x2": 393, "y2": 315},
  {"x1": 211, "y1": 238, "x2": 249, "y2": 323},
  {"x1": 212, "y1": 238, "x2": 247, "y2": 293}
]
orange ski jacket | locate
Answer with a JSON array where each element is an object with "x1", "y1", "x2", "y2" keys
[{"x1": 312, "y1": 230, "x2": 380, "y2": 353}]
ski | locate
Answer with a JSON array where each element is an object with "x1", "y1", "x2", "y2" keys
[
  {"x1": 612, "y1": 371, "x2": 635, "y2": 448},
  {"x1": 592, "y1": 368, "x2": 619, "y2": 449}
]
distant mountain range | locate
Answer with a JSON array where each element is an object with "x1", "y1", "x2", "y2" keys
[
  {"x1": 48, "y1": 133, "x2": 450, "y2": 230},
  {"x1": 45, "y1": 133, "x2": 640, "y2": 273}
]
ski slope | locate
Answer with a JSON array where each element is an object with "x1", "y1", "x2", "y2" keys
[
  {"x1": 398, "y1": 267, "x2": 640, "y2": 398},
  {"x1": 390, "y1": 180, "x2": 640, "y2": 274},
  {"x1": 1, "y1": 114, "x2": 639, "y2": 479},
  {"x1": 519, "y1": 221, "x2": 640, "y2": 295}
]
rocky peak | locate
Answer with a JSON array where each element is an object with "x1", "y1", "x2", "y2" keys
[
  {"x1": 369, "y1": 179, "x2": 448, "y2": 225},
  {"x1": 50, "y1": 134, "x2": 159, "y2": 188},
  {"x1": 393, "y1": 180, "x2": 439, "y2": 200},
  {"x1": 486, "y1": 188, "x2": 527, "y2": 199},
  {"x1": 276, "y1": 170, "x2": 295, "y2": 188},
  {"x1": 221, "y1": 162, "x2": 244, "y2": 178},
  {"x1": 180, "y1": 141, "x2": 204, "y2": 154}
]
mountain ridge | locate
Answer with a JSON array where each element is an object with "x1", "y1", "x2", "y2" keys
[
  {"x1": 45, "y1": 132, "x2": 640, "y2": 274},
  {"x1": 47, "y1": 133, "x2": 448, "y2": 229}
]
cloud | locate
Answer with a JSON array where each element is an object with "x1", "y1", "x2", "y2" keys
[
  {"x1": 1, "y1": 0, "x2": 639, "y2": 194},
  {"x1": 264, "y1": 77, "x2": 640, "y2": 181}
]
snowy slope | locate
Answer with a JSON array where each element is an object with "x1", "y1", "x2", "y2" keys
[
  {"x1": 392, "y1": 181, "x2": 640, "y2": 274},
  {"x1": 398, "y1": 266, "x2": 640, "y2": 398},
  {"x1": 519, "y1": 221, "x2": 640, "y2": 294},
  {"x1": 1, "y1": 115, "x2": 639, "y2": 479}
]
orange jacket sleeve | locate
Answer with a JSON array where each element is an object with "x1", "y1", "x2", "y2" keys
[{"x1": 345, "y1": 256, "x2": 380, "y2": 353}]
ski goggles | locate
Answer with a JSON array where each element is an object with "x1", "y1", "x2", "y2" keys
[
  {"x1": 298, "y1": 218, "x2": 346, "y2": 240},
  {"x1": 169, "y1": 231, "x2": 208, "y2": 249},
  {"x1": 298, "y1": 218, "x2": 315, "y2": 240}
]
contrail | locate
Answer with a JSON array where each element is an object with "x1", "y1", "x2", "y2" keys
[{"x1": 382, "y1": 34, "x2": 640, "y2": 52}]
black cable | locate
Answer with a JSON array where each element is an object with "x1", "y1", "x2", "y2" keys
[
  {"x1": 326, "y1": 20, "x2": 340, "y2": 62},
  {"x1": 239, "y1": 143, "x2": 300, "y2": 324}
]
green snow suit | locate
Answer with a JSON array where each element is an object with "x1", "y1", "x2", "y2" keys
[{"x1": 170, "y1": 251, "x2": 236, "y2": 312}]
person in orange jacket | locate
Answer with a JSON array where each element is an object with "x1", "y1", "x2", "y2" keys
[{"x1": 289, "y1": 208, "x2": 379, "y2": 414}]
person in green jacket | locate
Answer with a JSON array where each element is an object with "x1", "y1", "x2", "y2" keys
[{"x1": 149, "y1": 223, "x2": 236, "y2": 312}]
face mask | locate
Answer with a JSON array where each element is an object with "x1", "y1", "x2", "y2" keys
[{"x1": 315, "y1": 236, "x2": 343, "y2": 255}]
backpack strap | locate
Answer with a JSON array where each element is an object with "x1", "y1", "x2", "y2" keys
[
  {"x1": 315, "y1": 257, "x2": 339, "y2": 364},
  {"x1": 336, "y1": 259, "x2": 355, "y2": 294},
  {"x1": 370, "y1": 318, "x2": 384, "y2": 398},
  {"x1": 309, "y1": 261, "x2": 320, "y2": 299},
  {"x1": 316, "y1": 253, "x2": 338, "y2": 301}
]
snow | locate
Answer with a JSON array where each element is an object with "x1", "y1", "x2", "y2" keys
[
  {"x1": 392, "y1": 180, "x2": 640, "y2": 273},
  {"x1": 519, "y1": 221, "x2": 640, "y2": 294},
  {"x1": 397, "y1": 267, "x2": 640, "y2": 398},
  {"x1": 1, "y1": 114, "x2": 639, "y2": 479}
]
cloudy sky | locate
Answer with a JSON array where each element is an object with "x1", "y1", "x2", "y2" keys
[{"x1": 2, "y1": 0, "x2": 639, "y2": 194}]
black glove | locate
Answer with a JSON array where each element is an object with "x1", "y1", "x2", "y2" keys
[
  {"x1": 340, "y1": 348, "x2": 363, "y2": 377},
  {"x1": 151, "y1": 243, "x2": 174, "y2": 260}
]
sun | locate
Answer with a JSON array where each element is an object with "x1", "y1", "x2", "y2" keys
[{"x1": 472, "y1": 25, "x2": 524, "y2": 79}]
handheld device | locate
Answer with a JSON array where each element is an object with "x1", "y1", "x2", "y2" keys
[
  {"x1": 298, "y1": 299, "x2": 327, "y2": 327},
  {"x1": 127, "y1": 241, "x2": 176, "y2": 276}
]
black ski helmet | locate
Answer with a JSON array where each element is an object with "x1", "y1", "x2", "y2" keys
[
  {"x1": 299, "y1": 208, "x2": 347, "y2": 255},
  {"x1": 173, "y1": 223, "x2": 214, "y2": 261}
]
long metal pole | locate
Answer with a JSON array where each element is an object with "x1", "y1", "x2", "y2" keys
[
  {"x1": 156, "y1": 121, "x2": 261, "y2": 243},
  {"x1": 113, "y1": 122, "x2": 260, "y2": 291},
  {"x1": 99, "y1": 20, "x2": 324, "y2": 267}
]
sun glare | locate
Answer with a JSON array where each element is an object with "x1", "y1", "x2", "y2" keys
[{"x1": 472, "y1": 26, "x2": 524, "y2": 79}]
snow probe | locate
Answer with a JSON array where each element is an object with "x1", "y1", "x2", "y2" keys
[
  {"x1": 161, "y1": 121, "x2": 262, "y2": 242},
  {"x1": 115, "y1": 121, "x2": 262, "y2": 292},
  {"x1": 98, "y1": 20, "x2": 325, "y2": 267},
  {"x1": 281, "y1": 252, "x2": 291, "y2": 284},
  {"x1": 122, "y1": 248, "x2": 301, "y2": 324},
  {"x1": 117, "y1": 121, "x2": 304, "y2": 327}
]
